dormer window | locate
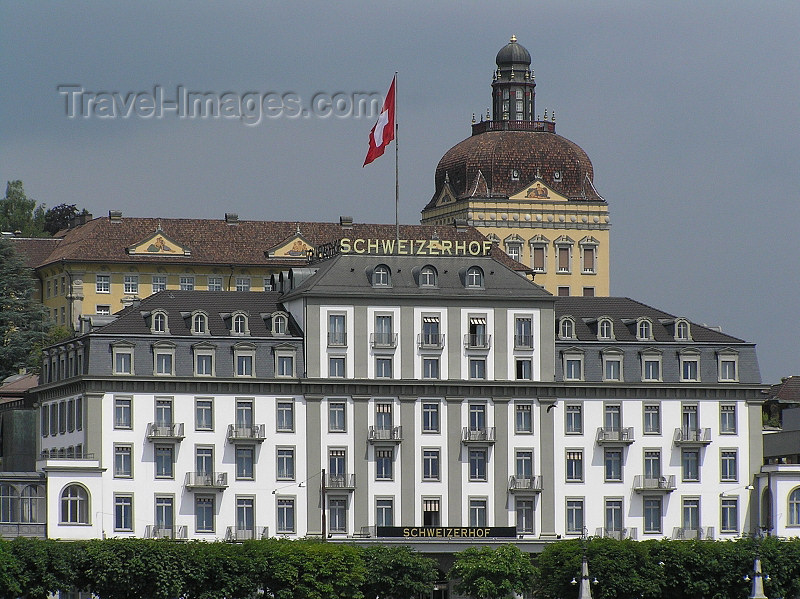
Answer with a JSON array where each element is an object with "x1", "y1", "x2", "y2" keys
[
  {"x1": 232, "y1": 313, "x2": 249, "y2": 335},
  {"x1": 675, "y1": 319, "x2": 691, "y2": 341},
  {"x1": 373, "y1": 265, "x2": 391, "y2": 287},
  {"x1": 637, "y1": 319, "x2": 653, "y2": 341},
  {"x1": 152, "y1": 311, "x2": 168, "y2": 334},
  {"x1": 272, "y1": 313, "x2": 288, "y2": 335},
  {"x1": 559, "y1": 317, "x2": 575, "y2": 340},
  {"x1": 193, "y1": 312, "x2": 208, "y2": 335},
  {"x1": 420, "y1": 265, "x2": 437, "y2": 287},
  {"x1": 598, "y1": 317, "x2": 613, "y2": 340},
  {"x1": 466, "y1": 266, "x2": 484, "y2": 288}
]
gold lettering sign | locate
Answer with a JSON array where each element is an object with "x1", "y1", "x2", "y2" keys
[{"x1": 337, "y1": 238, "x2": 492, "y2": 257}]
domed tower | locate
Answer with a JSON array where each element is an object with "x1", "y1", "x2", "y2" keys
[{"x1": 421, "y1": 37, "x2": 611, "y2": 298}]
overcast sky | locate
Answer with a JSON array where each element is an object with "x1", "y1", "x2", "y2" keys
[{"x1": 1, "y1": 1, "x2": 798, "y2": 384}]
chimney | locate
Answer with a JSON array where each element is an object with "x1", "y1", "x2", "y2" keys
[
  {"x1": 225, "y1": 213, "x2": 239, "y2": 225},
  {"x1": 108, "y1": 210, "x2": 123, "y2": 222},
  {"x1": 339, "y1": 216, "x2": 353, "y2": 229}
]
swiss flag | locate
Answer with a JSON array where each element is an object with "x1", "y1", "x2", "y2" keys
[{"x1": 363, "y1": 76, "x2": 396, "y2": 166}]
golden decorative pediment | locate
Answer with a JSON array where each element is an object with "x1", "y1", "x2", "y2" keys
[
  {"x1": 267, "y1": 234, "x2": 314, "y2": 258},
  {"x1": 509, "y1": 180, "x2": 568, "y2": 202},
  {"x1": 127, "y1": 230, "x2": 191, "y2": 256}
]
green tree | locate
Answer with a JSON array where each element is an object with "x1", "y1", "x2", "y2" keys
[
  {"x1": 360, "y1": 545, "x2": 438, "y2": 599},
  {"x1": 0, "y1": 541, "x2": 23, "y2": 599},
  {"x1": 180, "y1": 541, "x2": 259, "y2": 599},
  {"x1": 0, "y1": 181, "x2": 45, "y2": 237},
  {"x1": 450, "y1": 544, "x2": 535, "y2": 599},
  {"x1": 43, "y1": 203, "x2": 82, "y2": 235},
  {"x1": 0, "y1": 236, "x2": 51, "y2": 379}
]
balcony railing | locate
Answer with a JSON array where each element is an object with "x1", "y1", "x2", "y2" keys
[
  {"x1": 0, "y1": 523, "x2": 47, "y2": 538},
  {"x1": 327, "y1": 331, "x2": 347, "y2": 346},
  {"x1": 325, "y1": 474, "x2": 356, "y2": 490},
  {"x1": 672, "y1": 526, "x2": 714, "y2": 540},
  {"x1": 368, "y1": 426, "x2": 403, "y2": 443},
  {"x1": 595, "y1": 527, "x2": 638, "y2": 540},
  {"x1": 185, "y1": 472, "x2": 228, "y2": 490},
  {"x1": 225, "y1": 526, "x2": 269, "y2": 541},
  {"x1": 471, "y1": 119, "x2": 556, "y2": 135},
  {"x1": 417, "y1": 333, "x2": 445, "y2": 349},
  {"x1": 146, "y1": 422, "x2": 185, "y2": 441},
  {"x1": 464, "y1": 334, "x2": 492, "y2": 349},
  {"x1": 371, "y1": 332, "x2": 398, "y2": 348},
  {"x1": 462, "y1": 427, "x2": 496, "y2": 444},
  {"x1": 596, "y1": 427, "x2": 635, "y2": 445},
  {"x1": 673, "y1": 428, "x2": 712, "y2": 445},
  {"x1": 39, "y1": 450, "x2": 95, "y2": 460},
  {"x1": 226, "y1": 424, "x2": 266, "y2": 443},
  {"x1": 145, "y1": 525, "x2": 188, "y2": 540},
  {"x1": 508, "y1": 475, "x2": 543, "y2": 493},
  {"x1": 514, "y1": 334, "x2": 534, "y2": 349},
  {"x1": 632, "y1": 475, "x2": 677, "y2": 493}
]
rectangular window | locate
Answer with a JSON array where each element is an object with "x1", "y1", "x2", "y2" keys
[
  {"x1": 328, "y1": 497, "x2": 347, "y2": 533},
  {"x1": 605, "y1": 499, "x2": 623, "y2": 532},
  {"x1": 155, "y1": 496, "x2": 174, "y2": 531},
  {"x1": 235, "y1": 277, "x2": 251, "y2": 292},
  {"x1": 516, "y1": 358, "x2": 532, "y2": 380},
  {"x1": 329, "y1": 449, "x2": 346, "y2": 478},
  {"x1": 422, "y1": 449, "x2": 440, "y2": 480},
  {"x1": 196, "y1": 446, "x2": 214, "y2": 478},
  {"x1": 196, "y1": 354, "x2": 213, "y2": 376},
  {"x1": 277, "y1": 355, "x2": 294, "y2": 377},
  {"x1": 277, "y1": 498, "x2": 295, "y2": 533},
  {"x1": 195, "y1": 496, "x2": 214, "y2": 533},
  {"x1": 376, "y1": 498, "x2": 394, "y2": 527},
  {"x1": 155, "y1": 445, "x2": 174, "y2": 478},
  {"x1": 681, "y1": 358, "x2": 699, "y2": 382},
  {"x1": 566, "y1": 499, "x2": 584, "y2": 534},
  {"x1": 423, "y1": 498, "x2": 441, "y2": 526},
  {"x1": 155, "y1": 398, "x2": 173, "y2": 427},
  {"x1": 329, "y1": 357, "x2": 346, "y2": 377},
  {"x1": 277, "y1": 448, "x2": 295, "y2": 480},
  {"x1": 566, "y1": 405, "x2": 583, "y2": 434},
  {"x1": 237, "y1": 399, "x2": 255, "y2": 429},
  {"x1": 532, "y1": 245, "x2": 545, "y2": 272},
  {"x1": 263, "y1": 278, "x2": 273, "y2": 291},
  {"x1": 644, "y1": 450, "x2": 661, "y2": 480},
  {"x1": 236, "y1": 354, "x2": 253, "y2": 376},
  {"x1": 236, "y1": 446, "x2": 254, "y2": 480},
  {"x1": 514, "y1": 317, "x2": 533, "y2": 348},
  {"x1": 566, "y1": 450, "x2": 583, "y2": 482},
  {"x1": 582, "y1": 246, "x2": 596, "y2": 274},
  {"x1": 155, "y1": 352, "x2": 173, "y2": 375},
  {"x1": 469, "y1": 449, "x2": 487, "y2": 481},
  {"x1": 422, "y1": 403, "x2": 439, "y2": 433},
  {"x1": 96, "y1": 305, "x2": 111, "y2": 316},
  {"x1": 604, "y1": 449, "x2": 622, "y2": 481},
  {"x1": 195, "y1": 399, "x2": 213, "y2": 431},
  {"x1": 469, "y1": 358, "x2": 486, "y2": 380},
  {"x1": 421, "y1": 316, "x2": 441, "y2": 346},
  {"x1": 682, "y1": 449, "x2": 699, "y2": 482},
  {"x1": 469, "y1": 404, "x2": 486, "y2": 431},
  {"x1": 422, "y1": 357, "x2": 440, "y2": 379},
  {"x1": 515, "y1": 404, "x2": 532, "y2": 433},
  {"x1": 328, "y1": 314, "x2": 346, "y2": 346},
  {"x1": 643, "y1": 358, "x2": 661, "y2": 381},
  {"x1": 682, "y1": 498, "x2": 700, "y2": 531},
  {"x1": 41, "y1": 405, "x2": 49, "y2": 437},
  {"x1": 114, "y1": 445, "x2": 132, "y2": 478},
  {"x1": 114, "y1": 397, "x2": 132, "y2": 429},
  {"x1": 516, "y1": 498, "x2": 535, "y2": 533},
  {"x1": 719, "y1": 358, "x2": 738, "y2": 381},
  {"x1": 720, "y1": 405, "x2": 736, "y2": 434},
  {"x1": 375, "y1": 448, "x2": 393, "y2": 480},
  {"x1": 276, "y1": 401, "x2": 294, "y2": 432},
  {"x1": 469, "y1": 498, "x2": 487, "y2": 527},
  {"x1": 114, "y1": 495, "x2": 133, "y2": 532},
  {"x1": 557, "y1": 246, "x2": 571, "y2": 273},
  {"x1": 374, "y1": 314, "x2": 393, "y2": 346},
  {"x1": 329, "y1": 402, "x2": 346, "y2": 432},
  {"x1": 376, "y1": 357, "x2": 392, "y2": 378},
  {"x1": 152, "y1": 275, "x2": 167, "y2": 292},
  {"x1": 96, "y1": 274, "x2": 110, "y2": 293},
  {"x1": 644, "y1": 405, "x2": 661, "y2": 434},
  {"x1": 515, "y1": 450, "x2": 533, "y2": 479},
  {"x1": 375, "y1": 403, "x2": 393, "y2": 431},
  {"x1": 236, "y1": 497, "x2": 254, "y2": 535},
  {"x1": 123, "y1": 275, "x2": 139, "y2": 294},
  {"x1": 644, "y1": 497, "x2": 662, "y2": 534},
  {"x1": 206, "y1": 276, "x2": 223, "y2": 291},
  {"x1": 604, "y1": 357, "x2": 622, "y2": 381},
  {"x1": 721, "y1": 498, "x2": 738, "y2": 533},
  {"x1": 564, "y1": 356, "x2": 582, "y2": 381},
  {"x1": 721, "y1": 450, "x2": 738, "y2": 482},
  {"x1": 604, "y1": 405, "x2": 621, "y2": 432},
  {"x1": 114, "y1": 351, "x2": 132, "y2": 375},
  {"x1": 67, "y1": 399, "x2": 75, "y2": 432},
  {"x1": 682, "y1": 405, "x2": 699, "y2": 434},
  {"x1": 179, "y1": 276, "x2": 194, "y2": 291},
  {"x1": 58, "y1": 401, "x2": 66, "y2": 433}
]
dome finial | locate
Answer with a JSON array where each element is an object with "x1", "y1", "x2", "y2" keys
[{"x1": 510, "y1": 34, "x2": 517, "y2": 43}]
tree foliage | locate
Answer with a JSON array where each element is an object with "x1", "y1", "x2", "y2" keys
[
  {"x1": 450, "y1": 544, "x2": 536, "y2": 599},
  {"x1": 43, "y1": 203, "x2": 84, "y2": 235},
  {"x1": 0, "y1": 181, "x2": 45, "y2": 237},
  {"x1": 360, "y1": 545, "x2": 439, "y2": 599}
]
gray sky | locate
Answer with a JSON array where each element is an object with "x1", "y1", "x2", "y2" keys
[{"x1": 2, "y1": 1, "x2": 798, "y2": 384}]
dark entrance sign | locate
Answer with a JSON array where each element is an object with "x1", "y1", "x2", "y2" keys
[{"x1": 376, "y1": 526, "x2": 516, "y2": 538}]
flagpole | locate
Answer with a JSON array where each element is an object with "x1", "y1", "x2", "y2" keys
[{"x1": 394, "y1": 71, "x2": 399, "y2": 251}]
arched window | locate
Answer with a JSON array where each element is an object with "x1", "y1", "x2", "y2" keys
[
  {"x1": 420, "y1": 266, "x2": 437, "y2": 287},
  {"x1": 466, "y1": 266, "x2": 484, "y2": 288},
  {"x1": 0, "y1": 484, "x2": 19, "y2": 523},
  {"x1": 637, "y1": 319, "x2": 652, "y2": 341},
  {"x1": 21, "y1": 485, "x2": 44, "y2": 523},
  {"x1": 273, "y1": 314, "x2": 287, "y2": 335},
  {"x1": 193, "y1": 313, "x2": 207, "y2": 334},
  {"x1": 789, "y1": 487, "x2": 800, "y2": 526},
  {"x1": 60, "y1": 484, "x2": 89, "y2": 524},
  {"x1": 373, "y1": 265, "x2": 391, "y2": 287},
  {"x1": 598, "y1": 318, "x2": 613, "y2": 340},
  {"x1": 233, "y1": 314, "x2": 248, "y2": 335},
  {"x1": 675, "y1": 320, "x2": 690, "y2": 341},
  {"x1": 560, "y1": 317, "x2": 575, "y2": 339},
  {"x1": 153, "y1": 312, "x2": 167, "y2": 333}
]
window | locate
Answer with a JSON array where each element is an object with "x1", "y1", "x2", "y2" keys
[
  {"x1": 122, "y1": 274, "x2": 139, "y2": 295},
  {"x1": 720, "y1": 450, "x2": 737, "y2": 482},
  {"x1": 469, "y1": 449, "x2": 487, "y2": 481},
  {"x1": 422, "y1": 403, "x2": 439, "y2": 433},
  {"x1": 718, "y1": 353, "x2": 738, "y2": 382},
  {"x1": 680, "y1": 354, "x2": 700, "y2": 382},
  {"x1": 516, "y1": 404, "x2": 532, "y2": 433},
  {"x1": 60, "y1": 485, "x2": 89, "y2": 524},
  {"x1": 376, "y1": 357, "x2": 392, "y2": 378},
  {"x1": 566, "y1": 450, "x2": 583, "y2": 482},
  {"x1": 530, "y1": 240, "x2": 547, "y2": 273},
  {"x1": 469, "y1": 358, "x2": 486, "y2": 380},
  {"x1": 422, "y1": 449, "x2": 440, "y2": 480},
  {"x1": 114, "y1": 445, "x2": 132, "y2": 478},
  {"x1": 114, "y1": 495, "x2": 133, "y2": 531},
  {"x1": 515, "y1": 317, "x2": 533, "y2": 349},
  {"x1": 276, "y1": 401, "x2": 294, "y2": 432},
  {"x1": 58, "y1": 401, "x2": 66, "y2": 433},
  {"x1": 196, "y1": 447, "x2": 214, "y2": 479},
  {"x1": 466, "y1": 266, "x2": 483, "y2": 288},
  {"x1": 558, "y1": 286, "x2": 570, "y2": 297},
  {"x1": 192, "y1": 313, "x2": 208, "y2": 334},
  {"x1": 236, "y1": 497, "x2": 254, "y2": 536},
  {"x1": 375, "y1": 449, "x2": 393, "y2": 480},
  {"x1": 602, "y1": 352, "x2": 623, "y2": 381},
  {"x1": 505, "y1": 242, "x2": 521, "y2": 262},
  {"x1": 67, "y1": 399, "x2": 75, "y2": 432},
  {"x1": 516, "y1": 358, "x2": 532, "y2": 380},
  {"x1": 789, "y1": 488, "x2": 800, "y2": 526},
  {"x1": 597, "y1": 318, "x2": 613, "y2": 341},
  {"x1": 46, "y1": 280, "x2": 51, "y2": 298},
  {"x1": 637, "y1": 319, "x2": 652, "y2": 341},
  {"x1": 469, "y1": 403, "x2": 486, "y2": 431},
  {"x1": 644, "y1": 451, "x2": 661, "y2": 480},
  {"x1": 682, "y1": 498, "x2": 700, "y2": 531},
  {"x1": 263, "y1": 277, "x2": 273, "y2": 291},
  {"x1": 277, "y1": 353, "x2": 295, "y2": 377},
  {"x1": 559, "y1": 317, "x2": 574, "y2": 339},
  {"x1": 605, "y1": 449, "x2": 622, "y2": 481},
  {"x1": 155, "y1": 445, "x2": 174, "y2": 478},
  {"x1": 516, "y1": 450, "x2": 533, "y2": 479},
  {"x1": 421, "y1": 315, "x2": 441, "y2": 347},
  {"x1": 423, "y1": 498, "x2": 441, "y2": 526},
  {"x1": 153, "y1": 496, "x2": 175, "y2": 535},
  {"x1": 376, "y1": 498, "x2": 394, "y2": 527},
  {"x1": 675, "y1": 319, "x2": 691, "y2": 340},
  {"x1": 96, "y1": 305, "x2": 111, "y2": 316},
  {"x1": 721, "y1": 498, "x2": 738, "y2": 533},
  {"x1": 152, "y1": 275, "x2": 167, "y2": 292},
  {"x1": 233, "y1": 314, "x2": 248, "y2": 335},
  {"x1": 152, "y1": 312, "x2": 167, "y2": 333},
  {"x1": 329, "y1": 402, "x2": 346, "y2": 432},
  {"x1": 235, "y1": 277, "x2": 251, "y2": 292},
  {"x1": 41, "y1": 405, "x2": 49, "y2": 437},
  {"x1": 566, "y1": 405, "x2": 582, "y2": 434},
  {"x1": 556, "y1": 243, "x2": 572, "y2": 273},
  {"x1": 566, "y1": 499, "x2": 584, "y2": 534},
  {"x1": 682, "y1": 405, "x2": 699, "y2": 435},
  {"x1": 113, "y1": 345, "x2": 133, "y2": 375},
  {"x1": 423, "y1": 358, "x2": 439, "y2": 379},
  {"x1": 154, "y1": 347, "x2": 174, "y2": 376},
  {"x1": 563, "y1": 353, "x2": 583, "y2": 381},
  {"x1": 374, "y1": 314, "x2": 394, "y2": 347},
  {"x1": 114, "y1": 397, "x2": 132, "y2": 429},
  {"x1": 372, "y1": 265, "x2": 391, "y2": 287},
  {"x1": 517, "y1": 498, "x2": 534, "y2": 533},
  {"x1": 644, "y1": 497, "x2": 662, "y2": 534},
  {"x1": 234, "y1": 345, "x2": 255, "y2": 377},
  {"x1": 682, "y1": 449, "x2": 699, "y2": 482},
  {"x1": 720, "y1": 405, "x2": 736, "y2": 434},
  {"x1": 195, "y1": 496, "x2": 214, "y2": 533},
  {"x1": 207, "y1": 276, "x2": 223, "y2": 291},
  {"x1": 605, "y1": 499, "x2": 623, "y2": 532},
  {"x1": 604, "y1": 405, "x2": 621, "y2": 433},
  {"x1": 272, "y1": 314, "x2": 287, "y2": 335},
  {"x1": 277, "y1": 448, "x2": 295, "y2": 480},
  {"x1": 277, "y1": 498, "x2": 295, "y2": 533},
  {"x1": 580, "y1": 242, "x2": 596, "y2": 274},
  {"x1": 180, "y1": 276, "x2": 194, "y2": 291},
  {"x1": 49, "y1": 403, "x2": 57, "y2": 436},
  {"x1": 329, "y1": 356, "x2": 346, "y2": 377},
  {"x1": 236, "y1": 446, "x2": 254, "y2": 480},
  {"x1": 642, "y1": 353, "x2": 662, "y2": 382},
  {"x1": 195, "y1": 398, "x2": 213, "y2": 430},
  {"x1": 328, "y1": 497, "x2": 347, "y2": 533},
  {"x1": 644, "y1": 405, "x2": 661, "y2": 434},
  {"x1": 96, "y1": 274, "x2": 110, "y2": 293},
  {"x1": 328, "y1": 314, "x2": 346, "y2": 346},
  {"x1": 469, "y1": 498, "x2": 487, "y2": 527},
  {"x1": 420, "y1": 265, "x2": 437, "y2": 287}
]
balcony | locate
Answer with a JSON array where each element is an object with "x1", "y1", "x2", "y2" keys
[
  {"x1": 368, "y1": 426, "x2": 403, "y2": 444},
  {"x1": 327, "y1": 331, "x2": 347, "y2": 347},
  {"x1": 146, "y1": 422, "x2": 185, "y2": 442},
  {"x1": 595, "y1": 527, "x2": 638, "y2": 540},
  {"x1": 227, "y1": 424, "x2": 266, "y2": 443},
  {"x1": 417, "y1": 333, "x2": 445, "y2": 349},
  {"x1": 325, "y1": 473, "x2": 356, "y2": 490},
  {"x1": 673, "y1": 428, "x2": 712, "y2": 446},
  {"x1": 225, "y1": 526, "x2": 269, "y2": 541},
  {"x1": 632, "y1": 475, "x2": 676, "y2": 493},
  {"x1": 514, "y1": 334, "x2": 534, "y2": 350},
  {"x1": 508, "y1": 475, "x2": 542, "y2": 494},
  {"x1": 145, "y1": 525, "x2": 188, "y2": 540},
  {"x1": 464, "y1": 334, "x2": 492, "y2": 350},
  {"x1": 185, "y1": 472, "x2": 228, "y2": 491},
  {"x1": 672, "y1": 526, "x2": 714, "y2": 540},
  {"x1": 371, "y1": 332, "x2": 398, "y2": 349},
  {"x1": 596, "y1": 427, "x2": 635, "y2": 446},
  {"x1": 462, "y1": 427, "x2": 496, "y2": 444}
]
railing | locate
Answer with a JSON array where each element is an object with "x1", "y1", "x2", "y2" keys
[
  {"x1": 368, "y1": 426, "x2": 403, "y2": 443},
  {"x1": 225, "y1": 526, "x2": 269, "y2": 541},
  {"x1": 673, "y1": 428, "x2": 712, "y2": 445},
  {"x1": 462, "y1": 427, "x2": 496, "y2": 443},
  {"x1": 325, "y1": 474, "x2": 356, "y2": 489},
  {"x1": 227, "y1": 423, "x2": 266, "y2": 443},
  {"x1": 39, "y1": 450, "x2": 95, "y2": 460},
  {"x1": 370, "y1": 332, "x2": 398, "y2": 348},
  {"x1": 464, "y1": 334, "x2": 492, "y2": 349},
  {"x1": 327, "y1": 331, "x2": 347, "y2": 346},
  {"x1": 596, "y1": 427, "x2": 635, "y2": 445},
  {"x1": 471, "y1": 120, "x2": 556, "y2": 135},
  {"x1": 595, "y1": 527, "x2": 638, "y2": 540},
  {"x1": 632, "y1": 475, "x2": 677, "y2": 492},
  {"x1": 508, "y1": 475, "x2": 543, "y2": 493},
  {"x1": 672, "y1": 526, "x2": 714, "y2": 540},
  {"x1": 514, "y1": 334, "x2": 534, "y2": 349},
  {"x1": 146, "y1": 422, "x2": 185, "y2": 441},
  {"x1": 417, "y1": 333, "x2": 445, "y2": 349},
  {"x1": 145, "y1": 525, "x2": 188, "y2": 539},
  {"x1": 185, "y1": 472, "x2": 228, "y2": 490},
  {"x1": 0, "y1": 523, "x2": 47, "y2": 538}
]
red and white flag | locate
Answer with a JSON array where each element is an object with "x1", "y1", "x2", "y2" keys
[{"x1": 363, "y1": 76, "x2": 396, "y2": 166}]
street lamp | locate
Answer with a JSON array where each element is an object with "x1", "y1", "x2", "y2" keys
[
  {"x1": 744, "y1": 530, "x2": 771, "y2": 599},
  {"x1": 570, "y1": 528, "x2": 598, "y2": 599}
]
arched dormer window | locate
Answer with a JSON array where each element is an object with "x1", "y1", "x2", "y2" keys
[
  {"x1": 598, "y1": 317, "x2": 614, "y2": 340},
  {"x1": 192, "y1": 312, "x2": 208, "y2": 335},
  {"x1": 466, "y1": 266, "x2": 484, "y2": 288},
  {"x1": 675, "y1": 319, "x2": 691, "y2": 341},
  {"x1": 232, "y1": 313, "x2": 249, "y2": 335},
  {"x1": 559, "y1": 316, "x2": 575, "y2": 340},
  {"x1": 272, "y1": 312, "x2": 288, "y2": 335},
  {"x1": 373, "y1": 265, "x2": 391, "y2": 287},
  {"x1": 60, "y1": 484, "x2": 89, "y2": 524},
  {"x1": 420, "y1": 265, "x2": 437, "y2": 287},
  {"x1": 152, "y1": 311, "x2": 168, "y2": 334},
  {"x1": 637, "y1": 318, "x2": 653, "y2": 341}
]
